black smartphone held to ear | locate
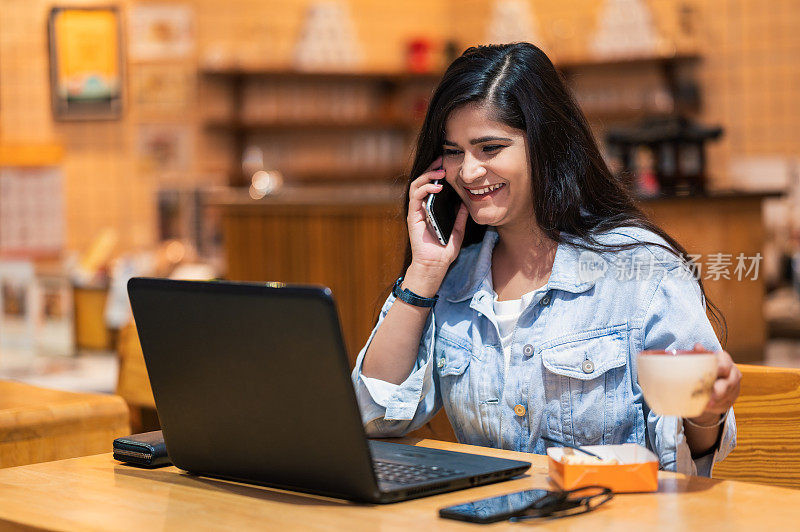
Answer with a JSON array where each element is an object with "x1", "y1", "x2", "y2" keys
[
  {"x1": 439, "y1": 489, "x2": 560, "y2": 524},
  {"x1": 424, "y1": 177, "x2": 462, "y2": 246}
]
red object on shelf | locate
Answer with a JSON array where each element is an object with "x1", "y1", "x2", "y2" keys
[{"x1": 407, "y1": 38, "x2": 434, "y2": 73}]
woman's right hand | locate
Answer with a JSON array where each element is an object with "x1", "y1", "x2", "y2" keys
[{"x1": 404, "y1": 157, "x2": 469, "y2": 296}]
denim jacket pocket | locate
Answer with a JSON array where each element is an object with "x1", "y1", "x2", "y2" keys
[
  {"x1": 539, "y1": 326, "x2": 636, "y2": 445},
  {"x1": 435, "y1": 330, "x2": 473, "y2": 377},
  {"x1": 435, "y1": 330, "x2": 486, "y2": 437}
]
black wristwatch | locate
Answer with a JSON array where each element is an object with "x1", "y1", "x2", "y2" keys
[{"x1": 392, "y1": 277, "x2": 439, "y2": 308}]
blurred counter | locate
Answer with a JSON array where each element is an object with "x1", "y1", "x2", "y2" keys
[
  {"x1": 215, "y1": 186, "x2": 777, "y2": 364},
  {"x1": 211, "y1": 184, "x2": 407, "y2": 366},
  {"x1": 209, "y1": 183, "x2": 406, "y2": 206},
  {"x1": 640, "y1": 190, "x2": 777, "y2": 363}
]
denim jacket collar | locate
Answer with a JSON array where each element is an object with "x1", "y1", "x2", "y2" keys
[{"x1": 445, "y1": 227, "x2": 597, "y2": 303}]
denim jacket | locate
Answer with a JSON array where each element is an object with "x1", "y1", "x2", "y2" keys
[{"x1": 352, "y1": 226, "x2": 736, "y2": 477}]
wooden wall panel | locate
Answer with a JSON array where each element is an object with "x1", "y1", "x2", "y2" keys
[
  {"x1": 220, "y1": 202, "x2": 454, "y2": 440},
  {"x1": 222, "y1": 205, "x2": 406, "y2": 359},
  {"x1": 643, "y1": 194, "x2": 768, "y2": 362}
]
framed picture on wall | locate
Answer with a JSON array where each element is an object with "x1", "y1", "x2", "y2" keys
[
  {"x1": 128, "y1": 4, "x2": 194, "y2": 61},
  {"x1": 48, "y1": 7, "x2": 124, "y2": 120}
]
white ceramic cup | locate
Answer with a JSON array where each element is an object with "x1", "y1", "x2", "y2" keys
[{"x1": 637, "y1": 349, "x2": 718, "y2": 417}]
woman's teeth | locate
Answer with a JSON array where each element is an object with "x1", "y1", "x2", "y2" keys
[{"x1": 468, "y1": 183, "x2": 504, "y2": 195}]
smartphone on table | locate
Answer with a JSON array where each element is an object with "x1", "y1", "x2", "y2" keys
[
  {"x1": 424, "y1": 177, "x2": 462, "y2": 246},
  {"x1": 439, "y1": 489, "x2": 561, "y2": 524}
]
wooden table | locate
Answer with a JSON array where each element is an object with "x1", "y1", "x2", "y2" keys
[{"x1": 0, "y1": 438, "x2": 798, "y2": 530}]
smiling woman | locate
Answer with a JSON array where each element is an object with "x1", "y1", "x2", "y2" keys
[
  {"x1": 442, "y1": 104, "x2": 533, "y2": 236},
  {"x1": 351, "y1": 43, "x2": 740, "y2": 478}
]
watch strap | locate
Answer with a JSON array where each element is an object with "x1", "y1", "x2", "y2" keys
[{"x1": 392, "y1": 277, "x2": 438, "y2": 308}]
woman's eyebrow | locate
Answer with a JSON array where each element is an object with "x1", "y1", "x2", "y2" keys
[{"x1": 443, "y1": 136, "x2": 513, "y2": 146}]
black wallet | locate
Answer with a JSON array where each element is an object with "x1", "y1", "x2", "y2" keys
[{"x1": 113, "y1": 430, "x2": 171, "y2": 468}]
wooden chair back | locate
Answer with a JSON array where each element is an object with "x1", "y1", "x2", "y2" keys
[
  {"x1": 115, "y1": 322, "x2": 155, "y2": 410},
  {"x1": 713, "y1": 364, "x2": 800, "y2": 489}
]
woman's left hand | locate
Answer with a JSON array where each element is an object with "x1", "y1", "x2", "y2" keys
[{"x1": 689, "y1": 343, "x2": 741, "y2": 425}]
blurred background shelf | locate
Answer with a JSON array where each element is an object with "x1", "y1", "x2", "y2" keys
[
  {"x1": 200, "y1": 54, "x2": 701, "y2": 77},
  {"x1": 584, "y1": 109, "x2": 686, "y2": 123},
  {"x1": 219, "y1": 168, "x2": 409, "y2": 184},
  {"x1": 203, "y1": 53, "x2": 703, "y2": 188},
  {"x1": 200, "y1": 68, "x2": 444, "y2": 82},
  {"x1": 204, "y1": 118, "x2": 421, "y2": 132},
  {"x1": 202, "y1": 68, "x2": 437, "y2": 187},
  {"x1": 556, "y1": 52, "x2": 701, "y2": 71}
]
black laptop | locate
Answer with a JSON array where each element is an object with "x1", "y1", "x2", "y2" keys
[{"x1": 127, "y1": 278, "x2": 530, "y2": 503}]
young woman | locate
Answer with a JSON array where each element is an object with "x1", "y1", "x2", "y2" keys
[{"x1": 351, "y1": 43, "x2": 739, "y2": 476}]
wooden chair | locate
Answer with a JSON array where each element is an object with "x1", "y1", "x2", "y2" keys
[
  {"x1": 414, "y1": 363, "x2": 800, "y2": 488},
  {"x1": 116, "y1": 322, "x2": 159, "y2": 432},
  {"x1": 407, "y1": 412, "x2": 457, "y2": 442},
  {"x1": 713, "y1": 364, "x2": 800, "y2": 489},
  {"x1": 0, "y1": 381, "x2": 129, "y2": 468}
]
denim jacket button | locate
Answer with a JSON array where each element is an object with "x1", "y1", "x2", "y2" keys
[
  {"x1": 514, "y1": 404, "x2": 526, "y2": 417},
  {"x1": 523, "y1": 344, "x2": 534, "y2": 357},
  {"x1": 582, "y1": 359, "x2": 595, "y2": 374},
  {"x1": 540, "y1": 294, "x2": 551, "y2": 306},
  {"x1": 437, "y1": 357, "x2": 445, "y2": 369}
]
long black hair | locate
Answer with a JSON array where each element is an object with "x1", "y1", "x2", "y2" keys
[{"x1": 398, "y1": 42, "x2": 726, "y2": 345}]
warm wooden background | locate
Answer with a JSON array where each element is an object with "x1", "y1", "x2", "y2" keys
[
  {"x1": 1, "y1": 0, "x2": 798, "y2": 255},
  {"x1": 222, "y1": 201, "x2": 406, "y2": 357},
  {"x1": 643, "y1": 193, "x2": 768, "y2": 362}
]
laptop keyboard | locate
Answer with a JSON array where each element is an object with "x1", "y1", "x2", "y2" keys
[{"x1": 374, "y1": 460, "x2": 464, "y2": 485}]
